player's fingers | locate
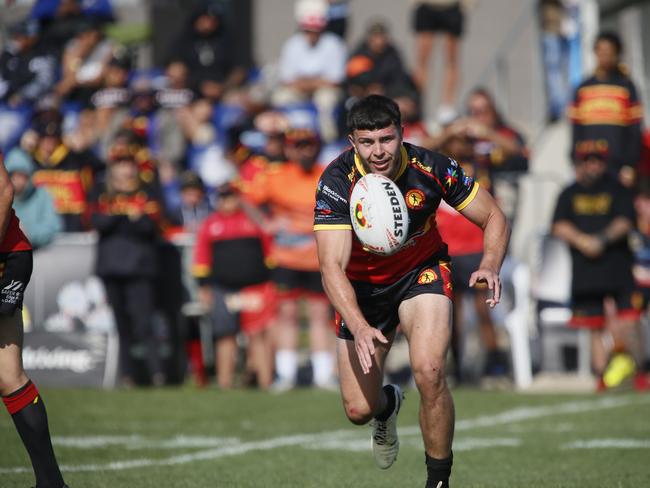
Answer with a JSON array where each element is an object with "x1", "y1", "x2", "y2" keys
[
  {"x1": 493, "y1": 277, "x2": 501, "y2": 303},
  {"x1": 374, "y1": 330, "x2": 388, "y2": 343},
  {"x1": 468, "y1": 272, "x2": 478, "y2": 287},
  {"x1": 357, "y1": 345, "x2": 370, "y2": 374}
]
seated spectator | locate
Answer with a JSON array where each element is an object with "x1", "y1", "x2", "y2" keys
[
  {"x1": 87, "y1": 154, "x2": 164, "y2": 386},
  {"x1": 346, "y1": 19, "x2": 415, "y2": 101},
  {"x1": 31, "y1": 116, "x2": 104, "y2": 231},
  {"x1": 0, "y1": 19, "x2": 57, "y2": 151},
  {"x1": 171, "y1": 4, "x2": 247, "y2": 103},
  {"x1": 5, "y1": 147, "x2": 62, "y2": 249},
  {"x1": 55, "y1": 17, "x2": 114, "y2": 106},
  {"x1": 272, "y1": 0, "x2": 347, "y2": 142},
  {"x1": 193, "y1": 182, "x2": 276, "y2": 389}
]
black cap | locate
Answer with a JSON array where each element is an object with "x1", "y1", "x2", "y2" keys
[{"x1": 179, "y1": 170, "x2": 205, "y2": 191}]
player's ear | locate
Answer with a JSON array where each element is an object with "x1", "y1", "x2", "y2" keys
[{"x1": 348, "y1": 133, "x2": 357, "y2": 153}]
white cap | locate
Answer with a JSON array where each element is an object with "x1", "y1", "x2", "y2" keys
[{"x1": 295, "y1": 0, "x2": 328, "y2": 31}]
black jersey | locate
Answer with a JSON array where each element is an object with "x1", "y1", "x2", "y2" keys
[
  {"x1": 314, "y1": 142, "x2": 478, "y2": 284},
  {"x1": 552, "y1": 176, "x2": 636, "y2": 294}
]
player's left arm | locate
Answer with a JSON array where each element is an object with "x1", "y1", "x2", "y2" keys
[
  {"x1": 459, "y1": 186, "x2": 511, "y2": 307},
  {"x1": 0, "y1": 153, "x2": 15, "y2": 245}
]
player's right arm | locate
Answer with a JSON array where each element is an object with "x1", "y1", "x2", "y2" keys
[{"x1": 315, "y1": 229, "x2": 387, "y2": 374}]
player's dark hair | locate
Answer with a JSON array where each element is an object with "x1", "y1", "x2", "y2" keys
[
  {"x1": 347, "y1": 95, "x2": 402, "y2": 133},
  {"x1": 595, "y1": 31, "x2": 623, "y2": 55}
]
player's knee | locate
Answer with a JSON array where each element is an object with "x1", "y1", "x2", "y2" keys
[
  {"x1": 343, "y1": 401, "x2": 374, "y2": 425},
  {"x1": 412, "y1": 361, "x2": 447, "y2": 393}
]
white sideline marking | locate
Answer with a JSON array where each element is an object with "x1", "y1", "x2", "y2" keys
[
  {"x1": 0, "y1": 395, "x2": 648, "y2": 474},
  {"x1": 563, "y1": 439, "x2": 650, "y2": 449}
]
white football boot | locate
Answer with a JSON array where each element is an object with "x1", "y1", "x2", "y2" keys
[{"x1": 371, "y1": 384, "x2": 404, "y2": 469}]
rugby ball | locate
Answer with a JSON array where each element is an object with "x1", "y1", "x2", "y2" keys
[{"x1": 349, "y1": 173, "x2": 409, "y2": 255}]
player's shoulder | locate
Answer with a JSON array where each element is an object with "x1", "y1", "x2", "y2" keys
[
  {"x1": 320, "y1": 147, "x2": 356, "y2": 181},
  {"x1": 404, "y1": 142, "x2": 456, "y2": 175}
]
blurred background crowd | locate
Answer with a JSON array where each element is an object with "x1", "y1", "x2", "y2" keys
[{"x1": 1, "y1": 0, "x2": 650, "y2": 393}]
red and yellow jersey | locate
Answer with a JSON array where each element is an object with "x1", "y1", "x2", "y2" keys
[
  {"x1": 314, "y1": 143, "x2": 478, "y2": 284},
  {"x1": 242, "y1": 160, "x2": 323, "y2": 272},
  {"x1": 1, "y1": 210, "x2": 32, "y2": 253},
  {"x1": 569, "y1": 71, "x2": 643, "y2": 170}
]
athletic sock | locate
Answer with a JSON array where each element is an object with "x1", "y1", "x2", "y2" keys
[
  {"x1": 425, "y1": 452, "x2": 453, "y2": 488},
  {"x1": 2, "y1": 381, "x2": 65, "y2": 488},
  {"x1": 374, "y1": 384, "x2": 396, "y2": 421},
  {"x1": 310, "y1": 351, "x2": 334, "y2": 387},
  {"x1": 275, "y1": 349, "x2": 298, "y2": 385}
]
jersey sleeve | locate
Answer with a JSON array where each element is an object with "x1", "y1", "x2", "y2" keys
[
  {"x1": 313, "y1": 165, "x2": 352, "y2": 231},
  {"x1": 436, "y1": 156, "x2": 479, "y2": 211},
  {"x1": 552, "y1": 188, "x2": 573, "y2": 223}
]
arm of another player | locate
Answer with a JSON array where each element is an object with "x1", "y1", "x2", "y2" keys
[
  {"x1": 459, "y1": 186, "x2": 511, "y2": 307},
  {"x1": 315, "y1": 229, "x2": 388, "y2": 374}
]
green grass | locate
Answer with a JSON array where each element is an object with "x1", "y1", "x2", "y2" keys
[{"x1": 1, "y1": 387, "x2": 649, "y2": 487}]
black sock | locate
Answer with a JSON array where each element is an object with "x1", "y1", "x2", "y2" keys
[
  {"x1": 425, "y1": 452, "x2": 453, "y2": 488},
  {"x1": 375, "y1": 384, "x2": 396, "y2": 421},
  {"x1": 3, "y1": 381, "x2": 65, "y2": 488}
]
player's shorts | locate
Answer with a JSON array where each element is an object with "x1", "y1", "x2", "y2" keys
[
  {"x1": 569, "y1": 287, "x2": 643, "y2": 329},
  {"x1": 210, "y1": 282, "x2": 276, "y2": 338},
  {"x1": 450, "y1": 253, "x2": 482, "y2": 291},
  {"x1": 0, "y1": 251, "x2": 32, "y2": 316},
  {"x1": 413, "y1": 2, "x2": 464, "y2": 37},
  {"x1": 271, "y1": 267, "x2": 326, "y2": 299},
  {"x1": 336, "y1": 254, "x2": 453, "y2": 340}
]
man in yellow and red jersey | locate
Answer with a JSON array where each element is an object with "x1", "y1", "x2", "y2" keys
[
  {"x1": 314, "y1": 95, "x2": 509, "y2": 487},
  {"x1": 243, "y1": 127, "x2": 335, "y2": 390},
  {"x1": 0, "y1": 152, "x2": 68, "y2": 488}
]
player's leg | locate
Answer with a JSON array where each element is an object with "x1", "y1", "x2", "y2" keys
[
  {"x1": 0, "y1": 313, "x2": 66, "y2": 488},
  {"x1": 337, "y1": 333, "x2": 393, "y2": 424},
  {"x1": 399, "y1": 293, "x2": 454, "y2": 488},
  {"x1": 612, "y1": 290, "x2": 649, "y2": 390}
]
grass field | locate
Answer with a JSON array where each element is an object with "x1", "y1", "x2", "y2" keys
[{"x1": 1, "y1": 387, "x2": 649, "y2": 487}]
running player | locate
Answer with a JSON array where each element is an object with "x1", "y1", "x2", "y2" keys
[
  {"x1": 314, "y1": 95, "x2": 509, "y2": 487},
  {"x1": 0, "y1": 151, "x2": 68, "y2": 487}
]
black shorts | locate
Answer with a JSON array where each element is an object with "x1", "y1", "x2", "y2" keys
[
  {"x1": 570, "y1": 287, "x2": 643, "y2": 329},
  {"x1": 272, "y1": 267, "x2": 325, "y2": 296},
  {"x1": 451, "y1": 253, "x2": 482, "y2": 291},
  {"x1": 0, "y1": 250, "x2": 32, "y2": 316},
  {"x1": 337, "y1": 254, "x2": 453, "y2": 340},
  {"x1": 413, "y1": 3, "x2": 464, "y2": 37}
]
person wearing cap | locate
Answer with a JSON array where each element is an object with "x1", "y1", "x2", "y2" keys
[
  {"x1": 242, "y1": 126, "x2": 336, "y2": 391},
  {"x1": 174, "y1": 170, "x2": 213, "y2": 233},
  {"x1": 272, "y1": 0, "x2": 347, "y2": 142},
  {"x1": 87, "y1": 154, "x2": 164, "y2": 386},
  {"x1": 5, "y1": 147, "x2": 62, "y2": 249},
  {"x1": 552, "y1": 140, "x2": 648, "y2": 391},
  {"x1": 193, "y1": 181, "x2": 276, "y2": 389},
  {"x1": 31, "y1": 116, "x2": 104, "y2": 231},
  {"x1": 569, "y1": 31, "x2": 643, "y2": 188}
]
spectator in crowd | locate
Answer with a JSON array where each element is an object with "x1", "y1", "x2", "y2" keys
[
  {"x1": 171, "y1": 4, "x2": 247, "y2": 103},
  {"x1": 0, "y1": 19, "x2": 57, "y2": 151},
  {"x1": 243, "y1": 127, "x2": 335, "y2": 390},
  {"x1": 88, "y1": 155, "x2": 164, "y2": 386},
  {"x1": 31, "y1": 116, "x2": 104, "y2": 231},
  {"x1": 435, "y1": 132, "x2": 509, "y2": 383},
  {"x1": 54, "y1": 17, "x2": 114, "y2": 105},
  {"x1": 5, "y1": 148, "x2": 62, "y2": 249},
  {"x1": 538, "y1": 0, "x2": 570, "y2": 123},
  {"x1": 345, "y1": 19, "x2": 416, "y2": 102},
  {"x1": 569, "y1": 31, "x2": 643, "y2": 188},
  {"x1": 430, "y1": 88, "x2": 528, "y2": 222},
  {"x1": 551, "y1": 141, "x2": 649, "y2": 391},
  {"x1": 193, "y1": 182, "x2": 275, "y2": 389},
  {"x1": 411, "y1": 0, "x2": 468, "y2": 124},
  {"x1": 172, "y1": 170, "x2": 213, "y2": 233},
  {"x1": 272, "y1": 0, "x2": 347, "y2": 142}
]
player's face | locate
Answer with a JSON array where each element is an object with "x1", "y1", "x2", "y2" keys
[{"x1": 349, "y1": 124, "x2": 403, "y2": 179}]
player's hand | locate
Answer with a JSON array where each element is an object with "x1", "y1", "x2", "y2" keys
[
  {"x1": 354, "y1": 325, "x2": 388, "y2": 375},
  {"x1": 469, "y1": 268, "x2": 501, "y2": 308}
]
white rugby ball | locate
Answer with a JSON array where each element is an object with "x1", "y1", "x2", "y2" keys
[{"x1": 349, "y1": 173, "x2": 409, "y2": 255}]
